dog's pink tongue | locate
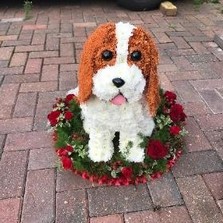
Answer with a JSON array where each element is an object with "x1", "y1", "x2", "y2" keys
[{"x1": 110, "y1": 94, "x2": 126, "y2": 105}]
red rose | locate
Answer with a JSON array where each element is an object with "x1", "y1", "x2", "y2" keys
[
  {"x1": 47, "y1": 110, "x2": 61, "y2": 126},
  {"x1": 164, "y1": 91, "x2": 176, "y2": 104},
  {"x1": 170, "y1": 126, "x2": 181, "y2": 135},
  {"x1": 147, "y1": 140, "x2": 168, "y2": 160},
  {"x1": 61, "y1": 156, "x2": 72, "y2": 169},
  {"x1": 169, "y1": 104, "x2": 186, "y2": 123},
  {"x1": 121, "y1": 167, "x2": 133, "y2": 178},
  {"x1": 64, "y1": 111, "x2": 73, "y2": 120},
  {"x1": 65, "y1": 94, "x2": 74, "y2": 104}
]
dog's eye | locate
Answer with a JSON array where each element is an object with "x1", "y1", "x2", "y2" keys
[
  {"x1": 131, "y1": 51, "x2": 142, "y2": 61},
  {"x1": 102, "y1": 50, "x2": 113, "y2": 61}
]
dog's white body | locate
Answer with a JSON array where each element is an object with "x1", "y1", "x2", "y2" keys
[{"x1": 68, "y1": 22, "x2": 158, "y2": 162}]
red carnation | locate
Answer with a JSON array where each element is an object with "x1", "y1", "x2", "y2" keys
[
  {"x1": 57, "y1": 149, "x2": 68, "y2": 157},
  {"x1": 65, "y1": 145, "x2": 73, "y2": 152},
  {"x1": 64, "y1": 111, "x2": 73, "y2": 120},
  {"x1": 65, "y1": 94, "x2": 74, "y2": 104},
  {"x1": 170, "y1": 126, "x2": 181, "y2": 135},
  {"x1": 121, "y1": 167, "x2": 133, "y2": 178},
  {"x1": 164, "y1": 91, "x2": 177, "y2": 104},
  {"x1": 47, "y1": 110, "x2": 61, "y2": 126},
  {"x1": 147, "y1": 140, "x2": 168, "y2": 160},
  {"x1": 61, "y1": 156, "x2": 72, "y2": 169},
  {"x1": 169, "y1": 104, "x2": 186, "y2": 123}
]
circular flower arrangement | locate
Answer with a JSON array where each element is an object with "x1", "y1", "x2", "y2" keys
[{"x1": 47, "y1": 89, "x2": 187, "y2": 186}]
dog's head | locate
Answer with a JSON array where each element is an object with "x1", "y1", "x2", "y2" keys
[{"x1": 77, "y1": 22, "x2": 160, "y2": 116}]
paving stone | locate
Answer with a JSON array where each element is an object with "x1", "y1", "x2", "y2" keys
[
  {"x1": 177, "y1": 175, "x2": 223, "y2": 223},
  {"x1": 0, "y1": 83, "x2": 19, "y2": 119},
  {"x1": 199, "y1": 90, "x2": 223, "y2": 114},
  {"x1": 0, "y1": 117, "x2": 33, "y2": 134},
  {"x1": 147, "y1": 172, "x2": 183, "y2": 207},
  {"x1": 23, "y1": 24, "x2": 47, "y2": 30},
  {"x1": 0, "y1": 66, "x2": 24, "y2": 75},
  {"x1": 15, "y1": 44, "x2": 44, "y2": 52},
  {"x1": 203, "y1": 172, "x2": 223, "y2": 200},
  {"x1": 190, "y1": 79, "x2": 223, "y2": 91},
  {"x1": 183, "y1": 101, "x2": 211, "y2": 116},
  {"x1": 25, "y1": 58, "x2": 42, "y2": 74},
  {"x1": 13, "y1": 92, "x2": 37, "y2": 118},
  {"x1": 90, "y1": 214, "x2": 124, "y2": 223},
  {"x1": 184, "y1": 36, "x2": 212, "y2": 42},
  {"x1": 153, "y1": 32, "x2": 172, "y2": 44},
  {"x1": 158, "y1": 64, "x2": 178, "y2": 73},
  {"x1": 190, "y1": 42, "x2": 209, "y2": 54},
  {"x1": 186, "y1": 54, "x2": 218, "y2": 63},
  {"x1": 0, "y1": 135, "x2": 5, "y2": 157},
  {"x1": 31, "y1": 33, "x2": 46, "y2": 45},
  {"x1": 60, "y1": 63, "x2": 78, "y2": 72},
  {"x1": 73, "y1": 22, "x2": 97, "y2": 27},
  {"x1": 196, "y1": 114, "x2": 223, "y2": 131},
  {"x1": 218, "y1": 200, "x2": 223, "y2": 214},
  {"x1": 28, "y1": 147, "x2": 56, "y2": 170},
  {"x1": 0, "y1": 150, "x2": 28, "y2": 199},
  {"x1": 22, "y1": 169, "x2": 55, "y2": 223},
  {"x1": 214, "y1": 34, "x2": 223, "y2": 49},
  {"x1": 35, "y1": 91, "x2": 66, "y2": 118},
  {"x1": 56, "y1": 189, "x2": 87, "y2": 223},
  {"x1": 5, "y1": 131, "x2": 52, "y2": 151},
  {"x1": 56, "y1": 170, "x2": 95, "y2": 192},
  {"x1": 1, "y1": 17, "x2": 23, "y2": 23},
  {"x1": 159, "y1": 73, "x2": 175, "y2": 91},
  {"x1": 10, "y1": 52, "x2": 27, "y2": 67},
  {"x1": 60, "y1": 43, "x2": 74, "y2": 57},
  {"x1": 185, "y1": 117, "x2": 212, "y2": 152},
  {"x1": 0, "y1": 35, "x2": 18, "y2": 41},
  {"x1": 0, "y1": 46, "x2": 13, "y2": 60},
  {"x1": 59, "y1": 71, "x2": 77, "y2": 91},
  {"x1": 3, "y1": 73, "x2": 40, "y2": 84},
  {"x1": 2, "y1": 39, "x2": 30, "y2": 47},
  {"x1": 172, "y1": 150, "x2": 223, "y2": 177},
  {"x1": 88, "y1": 185, "x2": 152, "y2": 217},
  {"x1": 193, "y1": 61, "x2": 223, "y2": 79},
  {"x1": 29, "y1": 50, "x2": 59, "y2": 59},
  {"x1": 46, "y1": 35, "x2": 59, "y2": 51},
  {"x1": 205, "y1": 130, "x2": 223, "y2": 160},
  {"x1": 165, "y1": 70, "x2": 202, "y2": 81},
  {"x1": 170, "y1": 36, "x2": 190, "y2": 49},
  {"x1": 171, "y1": 56, "x2": 194, "y2": 71},
  {"x1": 172, "y1": 80, "x2": 201, "y2": 103},
  {"x1": 44, "y1": 56, "x2": 75, "y2": 65},
  {"x1": 124, "y1": 206, "x2": 192, "y2": 223},
  {"x1": 0, "y1": 198, "x2": 21, "y2": 223},
  {"x1": 42, "y1": 64, "x2": 59, "y2": 81},
  {"x1": 20, "y1": 81, "x2": 58, "y2": 93}
]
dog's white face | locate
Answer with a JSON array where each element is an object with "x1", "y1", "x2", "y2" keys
[{"x1": 92, "y1": 22, "x2": 146, "y2": 105}]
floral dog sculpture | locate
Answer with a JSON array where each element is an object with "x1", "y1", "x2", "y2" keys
[{"x1": 68, "y1": 22, "x2": 160, "y2": 163}]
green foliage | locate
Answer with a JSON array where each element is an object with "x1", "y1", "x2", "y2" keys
[
  {"x1": 23, "y1": 0, "x2": 32, "y2": 20},
  {"x1": 48, "y1": 88, "x2": 187, "y2": 183}
]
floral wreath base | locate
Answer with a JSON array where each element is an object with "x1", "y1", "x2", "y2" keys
[{"x1": 47, "y1": 89, "x2": 187, "y2": 186}]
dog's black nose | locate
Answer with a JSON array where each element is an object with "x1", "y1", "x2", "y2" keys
[{"x1": 112, "y1": 78, "x2": 125, "y2": 88}]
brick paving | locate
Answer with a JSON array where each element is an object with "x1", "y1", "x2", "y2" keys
[{"x1": 0, "y1": 0, "x2": 223, "y2": 222}]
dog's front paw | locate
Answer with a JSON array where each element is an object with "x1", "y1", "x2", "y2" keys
[
  {"x1": 119, "y1": 134, "x2": 145, "y2": 162},
  {"x1": 88, "y1": 131, "x2": 114, "y2": 162},
  {"x1": 125, "y1": 148, "x2": 145, "y2": 162}
]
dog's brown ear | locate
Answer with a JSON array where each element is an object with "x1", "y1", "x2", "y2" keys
[
  {"x1": 78, "y1": 23, "x2": 116, "y2": 103},
  {"x1": 77, "y1": 37, "x2": 94, "y2": 103},
  {"x1": 145, "y1": 35, "x2": 160, "y2": 117}
]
